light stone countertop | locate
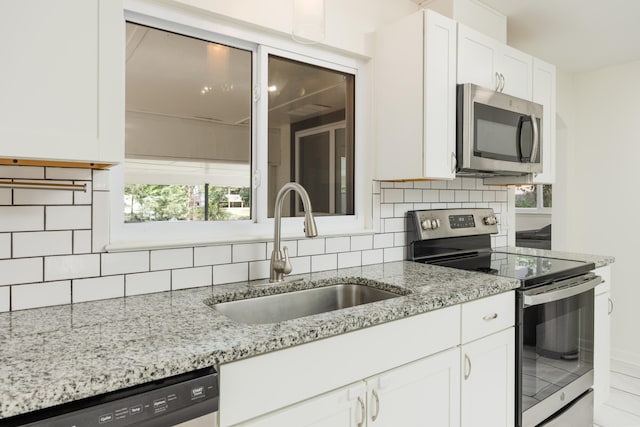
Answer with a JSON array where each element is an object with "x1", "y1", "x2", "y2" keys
[{"x1": 2, "y1": 248, "x2": 616, "y2": 421}]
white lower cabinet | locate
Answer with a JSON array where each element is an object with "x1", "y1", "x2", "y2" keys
[
  {"x1": 460, "y1": 328, "x2": 515, "y2": 427},
  {"x1": 219, "y1": 292, "x2": 516, "y2": 427},
  {"x1": 594, "y1": 266, "x2": 612, "y2": 406},
  {"x1": 239, "y1": 348, "x2": 461, "y2": 427}
]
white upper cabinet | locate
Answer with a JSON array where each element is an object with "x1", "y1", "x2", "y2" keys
[
  {"x1": 532, "y1": 58, "x2": 557, "y2": 184},
  {"x1": 374, "y1": 9, "x2": 457, "y2": 180},
  {"x1": 457, "y1": 24, "x2": 533, "y2": 100},
  {"x1": 0, "y1": 0, "x2": 123, "y2": 165}
]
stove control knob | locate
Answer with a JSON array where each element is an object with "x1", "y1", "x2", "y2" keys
[
  {"x1": 421, "y1": 219, "x2": 440, "y2": 230},
  {"x1": 483, "y1": 216, "x2": 498, "y2": 226}
]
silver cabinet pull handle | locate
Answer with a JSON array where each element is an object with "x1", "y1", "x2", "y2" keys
[
  {"x1": 482, "y1": 313, "x2": 498, "y2": 321},
  {"x1": 499, "y1": 73, "x2": 505, "y2": 92},
  {"x1": 450, "y1": 152, "x2": 457, "y2": 174},
  {"x1": 608, "y1": 298, "x2": 614, "y2": 315},
  {"x1": 371, "y1": 389, "x2": 380, "y2": 422},
  {"x1": 357, "y1": 396, "x2": 365, "y2": 427},
  {"x1": 495, "y1": 72, "x2": 501, "y2": 91},
  {"x1": 464, "y1": 353, "x2": 472, "y2": 380}
]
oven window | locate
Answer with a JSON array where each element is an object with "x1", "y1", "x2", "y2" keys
[{"x1": 521, "y1": 289, "x2": 594, "y2": 413}]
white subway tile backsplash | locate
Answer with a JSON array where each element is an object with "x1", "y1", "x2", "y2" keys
[
  {"x1": 92, "y1": 170, "x2": 110, "y2": 191},
  {"x1": 172, "y1": 266, "x2": 212, "y2": 290},
  {"x1": 213, "y1": 263, "x2": 248, "y2": 285},
  {"x1": 73, "y1": 230, "x2": 92, "y2": 254},
  {"x1": 0, "y1": 166, "x2": 43, "y2": 179},
  {"x1": 495, "y1": 235, "x2": 508, "y2": 247},
  {"x1": 373, "y1": 193, "x2": 381, "y2": 232},
  {"x1": 422, "y1": 190, "x2": 439, "y2": 203},
  {"x1": 46, "y1": 167, "x2": 92, "y2": 181},
  {"x1": 13, "y1": 231, "x2": 72, "y2": 257},
  {"x1": 73, "y1": 275, "x2": 124, "y2": 303},
  {"x1": 46, "y1": 206, "x2": 91, "y2": 230},
  {"x1": 45, "y1": 254, "x2": 99, "y2": 281},
  {"x1": 311, "y1": 254, "x2": 337, "y2": 272},
  {"x1": 150, "y1": 248, "x2": 192, "y2": 271},
  {"x1": 338, "y1": 251, "x2": 361, "y2": 269},
  {"x1": 351, "y1": 235, "x2": 373, "y2": 251},
  {"x1": 92, "y1": 191, "x2": 110, "y2": 252},
  {"x1": 461, "y1": 177, "x2": 477, "y2": 190},
  {"x1": 0, "y1": 258, "x2": 43, "y2": 286},
  {"x1": 362, "y1": 249, "x2": 383, "y2": 265},
  {"x1": 393, "y1": 232, "x2": 406, "y2": 247},
  {"x1": 374, "y1": 233, "x2": 394, "y2": 249},
  {"x1": 12, "y1": 281, "x2": 71, "y2": 310},
  {"x1": 297, "y1": 238, "x2": 325, "y2": 256},
  {"x1": 126, "y1": 271, "x2": 170, "y2": 296},
  {"x1": 382, "y1": 188, "x2": 404, "y2": 203},
  {"x1": 0, "y1": 206, "x2": 43, "y2": 232},
  {"x1": 393, "y1": 203, "x2": 413, "y2": 218},
  {"x1": 469, "y1": 191, "x2": 484, "y2": 202},
  {"x1": 439, "y1": 190, "x2": 455, "y2": 202},
  {"x1": 249, "y1": 260, "x2": 270, "y2": 281},
  {"x1": 380, "y1": 181, "x2": 394, "y2": 188},
  {"x1": 372, "y1": 180, "x2": 381, "y2": 194},
  {"x1": 325, "y1": 237, "x2": 350, "y2": 254},
  {"x1": 289, "y1": 256, "x2": 311, "y2": 275},
  {"x1": 266, "y1": 240, "x2": 297, "y2": 258},
  {"x1": 384, "y1": 247, "x2": 405, "y2": 262},
  {"x1": 232, "y1": 243, "x2": 266, "y2": 262},
  {"x1": 404, "y1": 189, "x2": 422, "y2": 203},
  {"x1": 102, "y1": 251, "x2": 149, "y2": 276},
  {"x1": 0, "y1": 287, "x2": 8, "y2": 312},
  {"x1": 413, "y1": 181, "x2": 431, "y2": 189},
  {"x1": 380, "y1": 203, "x2": 394, "y2": 218},
  {"x1": 496, "y1": 190, "x2": 508, "y2": 202},
  {"x1": 0, "y1": 234, "x2": 10, "y2": 259},
  {"x1": 446, "y1": 179, "x2": 462, "y2": 190},
  {"x1": 394, "y1": 182, "x2": 414, "y2": 189},
  {"x1": 73, "y1": 181, "x2": 92, "y2": 205},
  {"x1": 454, "y1": 190, "x2": 469, "y2": 202},
  {"x1": 13, "y1": 183, "x2": 73, "y2": 205},
  {"x1": 483, "y1": 191, "x2": 496, "y2": 202},
  {"x1": 0, "y1": 189, "x2": 12, "y2": 205},
  {"x1": 194, "y1": 245, "x2": 232, "y2": 266},
  {"x1": 383, "y1": 218, "x2": 404, "y2": 233},
  {"x1": 431, "y1": 180, "x2": 448, "y2": 189}
]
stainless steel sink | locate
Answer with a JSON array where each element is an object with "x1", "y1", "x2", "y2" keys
[{"x1": 211, "y1": 284, "x2": 404, "y2": 324}]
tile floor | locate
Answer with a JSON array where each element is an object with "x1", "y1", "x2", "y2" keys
[{"x1": 595, "y1": 361, "x2": 640, "y2": 427}]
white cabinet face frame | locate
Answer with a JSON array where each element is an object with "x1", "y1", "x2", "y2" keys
[{"x1": 108, "y1": 2, "x2": 370, "y2": 248}]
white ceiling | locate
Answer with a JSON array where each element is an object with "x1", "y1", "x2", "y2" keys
[{"x1": 479, "y1": 0, "x2": 640, "y2": 72}]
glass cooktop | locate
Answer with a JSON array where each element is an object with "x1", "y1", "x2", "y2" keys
[{"x1": 424, "y1": 251, "x2": 595, "y2": 288}]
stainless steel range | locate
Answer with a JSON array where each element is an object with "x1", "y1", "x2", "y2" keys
[{"x1": 406, "y1": 208, "x2": 599, "y2": 427}]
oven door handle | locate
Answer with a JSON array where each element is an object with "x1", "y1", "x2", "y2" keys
[{"x1": 523, "y1": 274, "x2": 601, "y2": 307}]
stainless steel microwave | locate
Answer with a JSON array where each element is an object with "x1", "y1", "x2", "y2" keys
[{"x1": 456, "y1": 83, "x2": 543, "y2": 176}]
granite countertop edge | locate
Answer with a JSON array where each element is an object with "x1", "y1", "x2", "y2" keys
[{"x1": 0, "y1": 251, "x2": 613, "y2": 420}]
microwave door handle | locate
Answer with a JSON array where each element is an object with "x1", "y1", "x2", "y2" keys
[
  {"x1": 516, "y1": 116, "x2": 525, "y2": 161},
  {"x1": 530, "y1": 114, "x2": 539, "y2": 163}
]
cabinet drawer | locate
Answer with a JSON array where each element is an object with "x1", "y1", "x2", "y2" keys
[{"x1": 461, "y1": 291, "x2": 514, "y2": 343}]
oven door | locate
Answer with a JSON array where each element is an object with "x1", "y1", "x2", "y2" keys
[{"x1": 518, "y1": 273, "x2": 600, "y2": 427}]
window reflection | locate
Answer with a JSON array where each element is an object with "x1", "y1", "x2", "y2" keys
[
  {"x1": 124, "y1": 22, "x2": 252, "y2": 222},
  {"x1": 267, "y1": 55, "x2": 355, "y2": 217}
]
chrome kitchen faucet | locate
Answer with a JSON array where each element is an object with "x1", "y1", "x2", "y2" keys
[{"x1": 270, "y1": 182, "x2": 318, "y2": 282}]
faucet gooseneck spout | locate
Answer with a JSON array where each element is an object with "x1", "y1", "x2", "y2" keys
[{"x1": 270, "y1": 182, "x2": 318, "y2": 282}]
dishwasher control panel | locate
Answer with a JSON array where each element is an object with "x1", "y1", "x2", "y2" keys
[{"x1": 5, "y1": 369, "x2": 218, "y2": 427}]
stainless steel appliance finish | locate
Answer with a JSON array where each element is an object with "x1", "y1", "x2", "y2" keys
[
  {"x1": 212, "y1": 284, "x2": 406, "y2": 324},
  {"x1": 457, "y1": 83, "x2": 543, "y2": 176},
  {"x1": 0, "y1": 368, "x2": 219, "y2": 427},
  {"x1": 538, "y1": 390, "x2": 594, "y2": 427},
  {"x1": 406, "y1": 208, "x2": 597, "y2": 427}
]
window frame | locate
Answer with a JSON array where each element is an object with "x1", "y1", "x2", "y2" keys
[
  {"x1": 515, "y1": 184, "x2": 552, "y2": 214},
  {"x1": 108, "y1": 4, "x2": 369, "y2": 250}
]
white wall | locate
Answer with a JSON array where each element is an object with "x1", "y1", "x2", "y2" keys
[{"x1": 553, "y1": 60, "x2": 640, "y2": 366}]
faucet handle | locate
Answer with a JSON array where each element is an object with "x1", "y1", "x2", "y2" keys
[{"x1": 281, "y1": 246, "x2": 292, "y2": 275}]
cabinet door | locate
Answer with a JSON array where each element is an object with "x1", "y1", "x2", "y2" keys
[
  {"x1": 374, "y1": 10, "x2": 456, "y2": 180},
  {"x1": 366, "y1": 347, "x2": 460, "y2": 427},
  {"x1": 594, "y1": 266, "x2": 612, "y2": 407},
  {"x1": 457, "y1": 24, "x2": 498, "y2": 90},
  {"x1": 237, "y1": 383, "x2": 366, "y2": 427},
  {"x1": 424, "y1": 10, "x2": 457, "y2": 180},
  {"x1": 498, "y1": 45, "x2": 533, "y2": 100},
  {"x1": 0, "y1": 0, "x2": 123, "y2": 164},
  {"x1": 532, "y1": 58, "x2": 557, "y2": 184},
  {"x1": 461, "y1": 328, "x2": 515, "y2": 427}
]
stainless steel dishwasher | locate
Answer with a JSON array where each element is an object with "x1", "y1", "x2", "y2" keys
[{"x1": 0, "y1": 367, "x2": 218, "y2": 427}]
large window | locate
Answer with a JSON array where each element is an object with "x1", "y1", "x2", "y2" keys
[
  {"x1": 115, "y1": 15, "x2": 362, "y2": 245},
  {"x1": 125, "y1": 22, "x2": 252, "y2": 223}
]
